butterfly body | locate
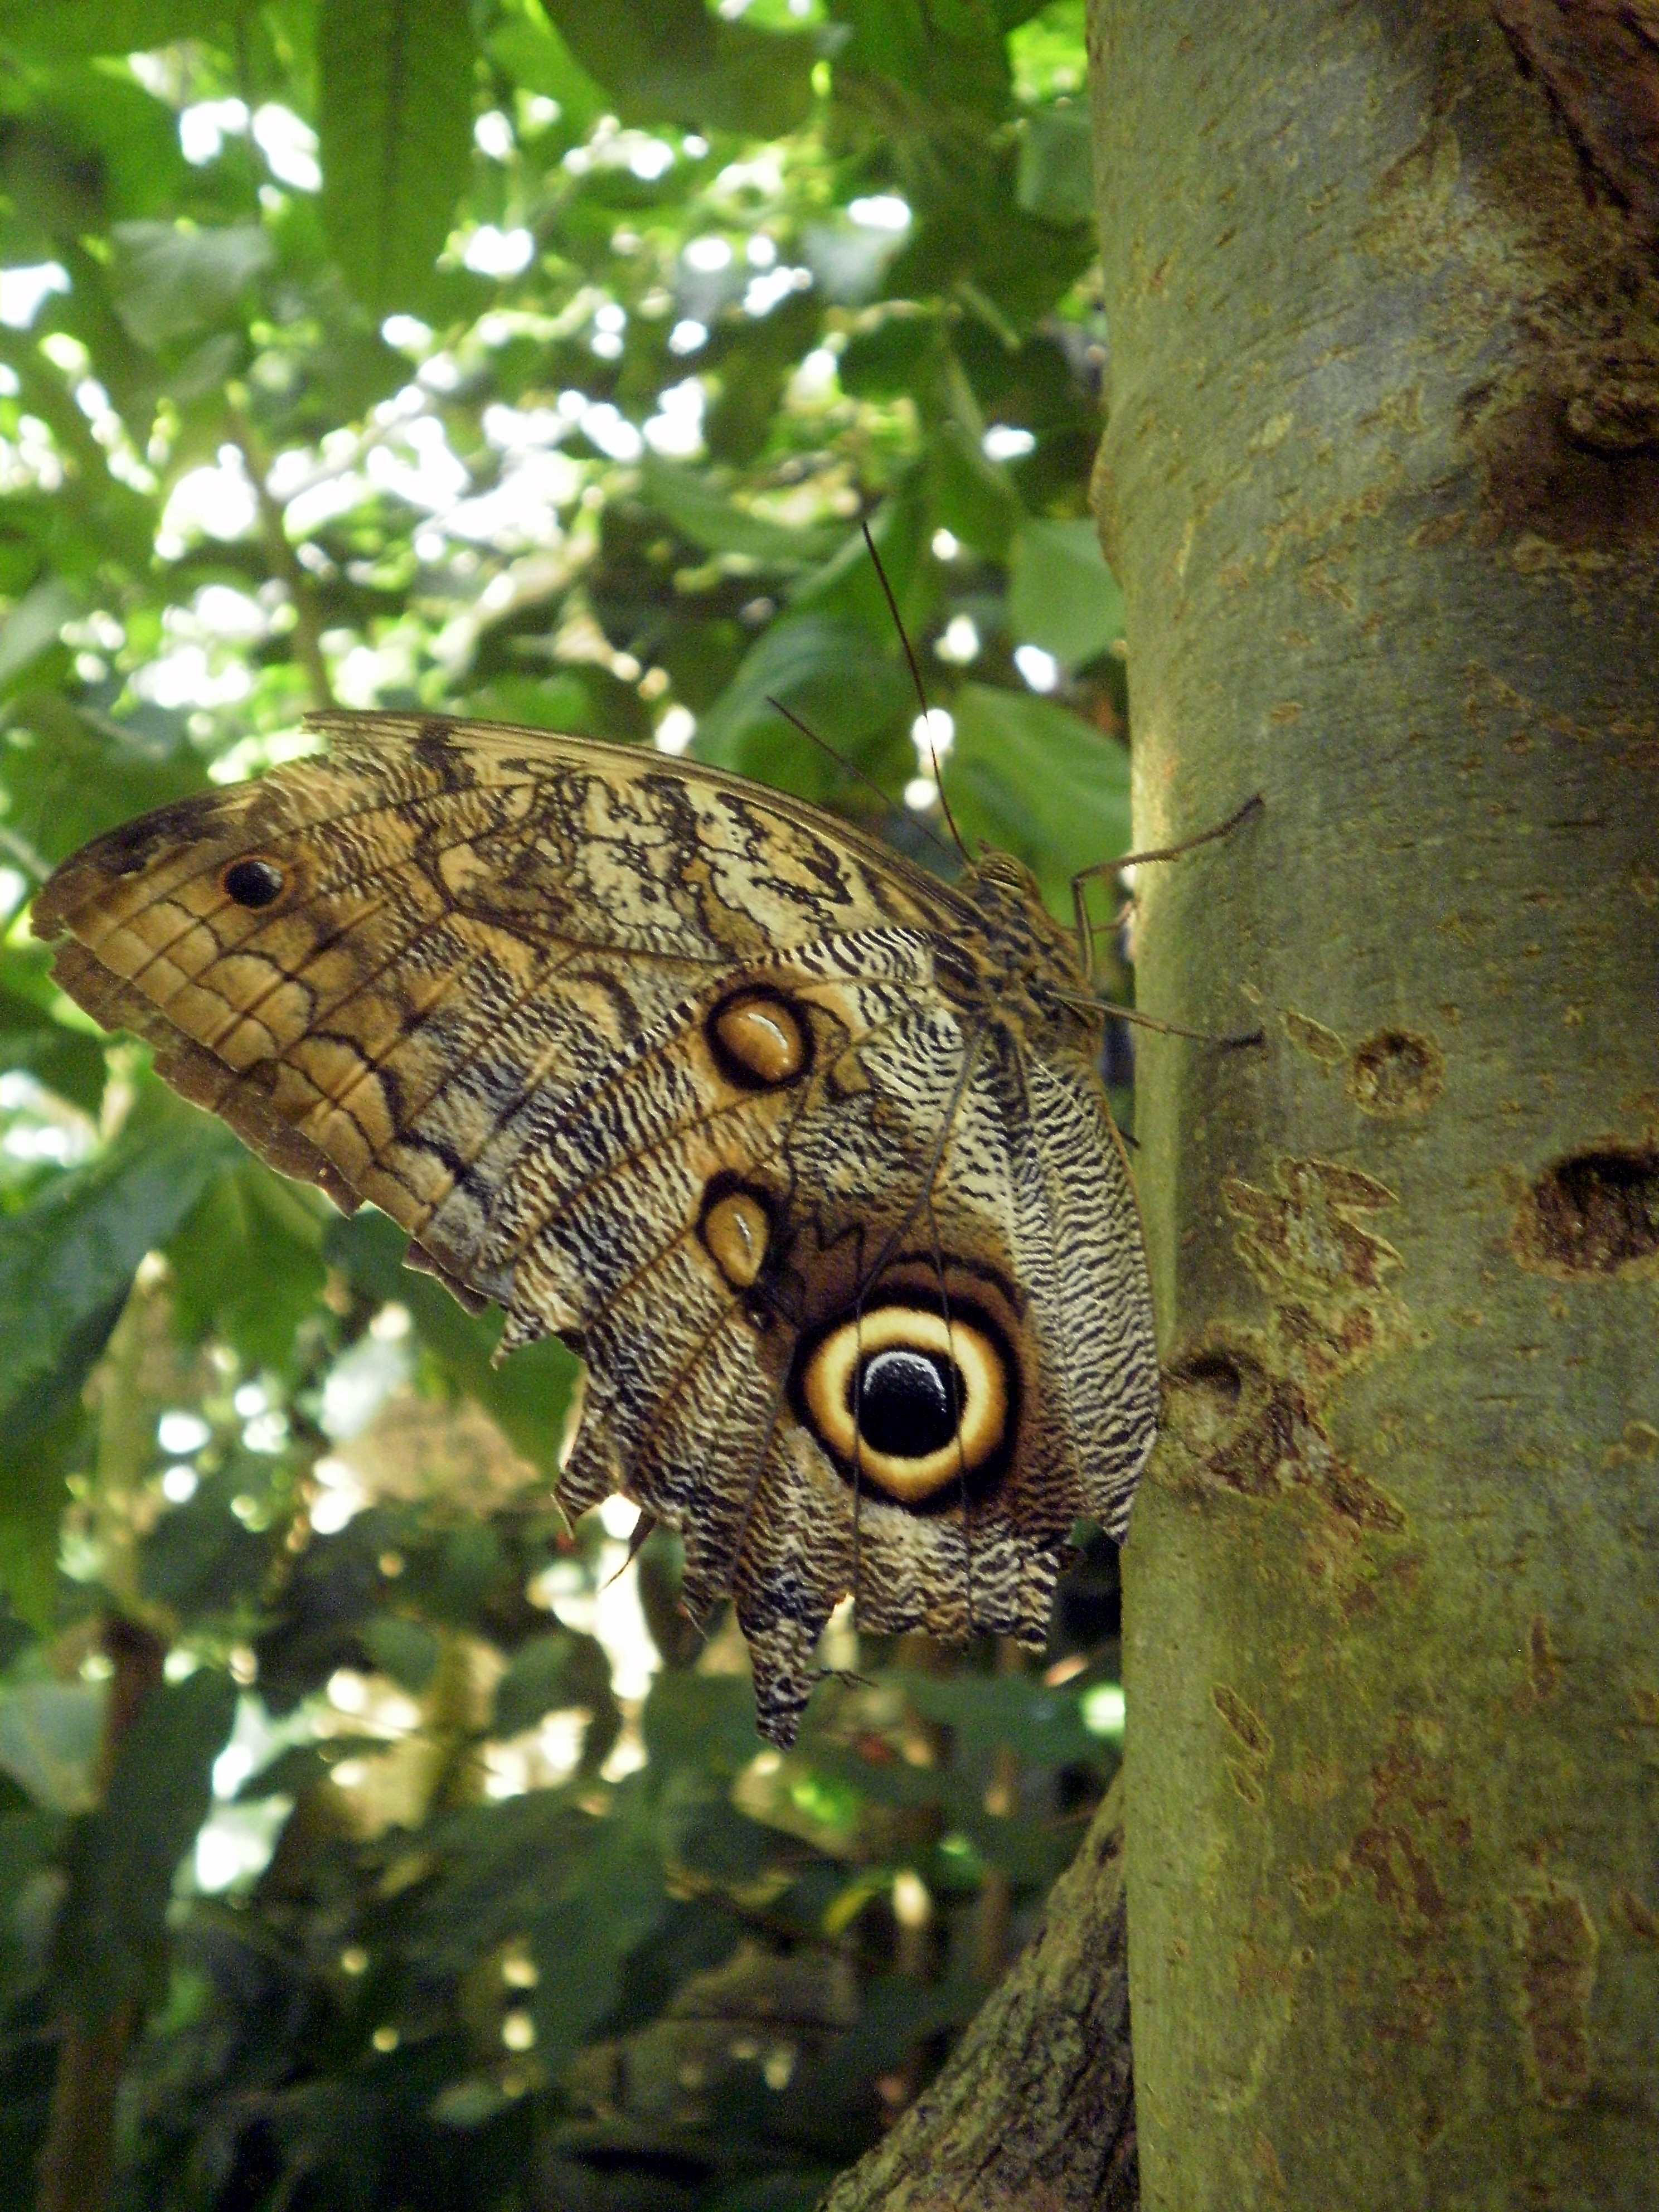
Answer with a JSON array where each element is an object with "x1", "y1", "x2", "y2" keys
[{"x1": 35, "y1": 714, "x2": 1157, "y2": 1742}]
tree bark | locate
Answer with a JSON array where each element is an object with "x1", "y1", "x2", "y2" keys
[
  {"x1": 1088, "y1": 2, "x2": 1659, "y2": 2206},
  {"x1": 819, "y1": 1778, "x2": 1135, "y2": 2212}
]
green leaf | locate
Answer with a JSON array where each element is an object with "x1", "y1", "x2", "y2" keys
[
  {"x1": 2, "y1": 696, "x2": 209, "y2": 871},
  {"x1": 164, "y1": 1157, "x2": 326, "y2": 1375},
  {"x1": 1016, "y1": 101, "x2": 1094, "y2": 227},
  {"x1": 1007, "y1": 517, "x2": 1125, "y2": 670},
  {"x1": 108, "y1": 221, "x2": 273, "y2": 348},
  {"x1": 492, "y1": 1626, "x2": 615, "y2": 1758},
  {"x1": 0, "y1": 65, "x2": 191, "y2": 234},
  {"x1": 317, "y1": 0, "x2": 478, "y2": 319},
  {"x1": 895, "y1": 1666, "x2": 1098, "y2": 1767},
  {"x1": 692, "y1": 613, "x2": 912, "y2": 796},
  {"x1": 701, "y1": 290, "x2": 822, "y2": 467},
  {"x1": 235, "y1": 1733, "x2": 389, "y2": 1799},
  {"x1": 0, "y1": 1090, "x2": 237, "y2": 1623},
  {"x1": 788, "y1": 477, "x2": 937, "y2": 642},
  {"x1": 139, "y1": 1470, "x2": 270, "y2": 1619},
  {"x1": 0, "y1": 578, "x2": 75, "y2": 696},
  {"x1": 0, "y1": 1089, "x2": 236, "y2": 1430},
  {"x1": 323, "y1": 1209, "x2": 579, "y2": 1473},
  {"x1": 0, "y1": 1, "x2": 236, "y2": 58},
  {"x1": 526, "y1": 1814, "x2": 666, "y2": 2072},
  {"x1": 484, "y1": 0, "x2": 606, "y2": 133},
  {"x1": 0, "y1": 1803, "x2": 62, "y2": 1991},
  {"x1": 947, "y1": 681, "x2": 1130, "y2": 920},
  {"x1": 642, "y1": 1670, "x2": 764, "y2": 1779},
  {"x1": 360, "y1": 1613, "x2": 440, "y2": 1692},
  {"x1": 0, "y1": 1294, "x2": 119, "y2": 1630},
  {"x1": 0, "y1": 1681, "x2": 103, "y2": 1812},
  {"x1": 831, "y1": 0, "x2": 1010, "y2": 118},
  {"x1": 0, "y1": 956, "x2": 106, "y2": 1115},
  {"x1": 52, "y1": 1665, "x2": 237, "y2": 2023},
  {"x1": 926, "y1": 418, "x2": 1023, "y2": 561},
  {"x1": 641, "y1": 457, "x2": 839, "y2": 567},
  {"x1": 838, "y1": 312, "x2": 939, "y2": 402},
  {"x1": 544, "y1": 0, "x2": 812, "y2": 138}
]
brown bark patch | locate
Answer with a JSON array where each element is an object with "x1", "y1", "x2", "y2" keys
[
  {"x1": 1490, "y1": 0, "x2": 1659, "y2": 243},
  {"x1": 1288, "y1": 1864, "x2": 1343, "y2": 1915},
  {"x1": 1228, "y1": 1760, "x2": 1265, "y2": 1807},
  {"x1": 1609, "y1": 1885, "x2": 1659, "y2": 1944},
  {"x1": 1164, "y1": 1336, "x2": 1408, "y2": 1534},
  {"x1": 1234, "y1": 1936, "x2": 1299, "y2": 2003},
  {"x1": 1251, "y1": 2131, "x2": 1288, "y2": 2197},
  {"x1": 1347, "y1": 1029, "x2": 1445, "y2": 1118},
  {"x1": 1603, "y1": 1417, "x2": 1659, "y2": 1466},
  {"x1": 1224, "y1": 1158, "x2": 1401, "y2": 1297},
  {"x1": 1389, "y1": 1964, "x2": 1467, "y2": 2046},
  {"x1": 1370, "y1": 1713, "x2": 1457, "y2": 1828},
  {"x1": 1511, "y1": 1884, "x2": 1597, "y2": 2107},
  {"x1": 1350, "y1": 1823, "x2": 1448, "y2": 1933},
  {"x1": 1468, "y1": 368, "x2": 1659, "y2": 553},
  {"x1": 1212, "y1": 1684, "x2": 1273, "y2": 1761},
  {"x1": 1283, "y1": 1008, "x2": 1345, "y2": 1064},
  {"x1": 1522, "y1": 1614, "x2": 1561, "y2": 1706},
  {"x1": 1511, "y1": 1144, "x2": 1659, "y2": 1277}
]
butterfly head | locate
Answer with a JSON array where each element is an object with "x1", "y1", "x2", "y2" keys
[{"x1": 954, "y1": 846, "x2": 1097, "y2": 1036}]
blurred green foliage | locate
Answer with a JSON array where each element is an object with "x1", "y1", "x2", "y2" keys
[{"x1": 0, "y1": 2, "x2": 1134, "y2": 2205}]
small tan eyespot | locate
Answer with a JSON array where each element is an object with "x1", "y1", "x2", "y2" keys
[
  {"x1": 710, "y1": 989, "x2": 809, "y2": 1089},
  {"x1": 701, "y1": 1187, "x2": 770, "y2": 1288},
  {"x1": 799, "y1": 1304, "x2": 1011, "y2": 1504}
]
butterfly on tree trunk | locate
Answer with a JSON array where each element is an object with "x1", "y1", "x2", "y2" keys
[{"x1": 35, "y1": 712, "x2": 1173, "y2": 1744}]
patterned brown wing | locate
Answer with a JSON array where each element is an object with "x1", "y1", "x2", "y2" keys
[
  {"x1": 32, "y1": 715, "x2": 940, "y2": 1307},
  {"x1": 33, "y1": 711, "x2": 1160, "y2": 1744}
]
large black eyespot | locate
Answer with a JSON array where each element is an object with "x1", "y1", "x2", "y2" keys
[
  {"x1": 855, "y1": 1347, "x2": 962, "y2": 1459},
  {"x1": 794, "y1": 1301, "x2": 1013, "y2": 1505},
  {"x1": 221, "y1": 856, "x2": 287, "y2": 909}
]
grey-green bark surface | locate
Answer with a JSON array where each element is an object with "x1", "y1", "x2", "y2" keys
[{"x1": 1088, "y1": 2, "x2": 1659, "y2": 2206}]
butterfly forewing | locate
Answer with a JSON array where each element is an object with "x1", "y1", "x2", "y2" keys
[{"x1": 33, "y1": 710, "x2": 1159, "y2": 1744}]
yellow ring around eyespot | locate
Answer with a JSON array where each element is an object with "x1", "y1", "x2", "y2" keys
[{"x1": 801, "y1": 1306, "x2": 1009, "y2": 1503}]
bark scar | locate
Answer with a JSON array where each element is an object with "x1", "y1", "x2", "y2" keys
[{"x1": 1511, "y1": 1883, "x2": 1597, "y2": 2107}]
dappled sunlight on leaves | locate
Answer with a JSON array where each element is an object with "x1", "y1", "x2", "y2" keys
[{"x1": 0, "y1": 2, "x2": 1133, "y2": 2202}]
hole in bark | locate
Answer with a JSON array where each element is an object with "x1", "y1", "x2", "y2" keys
[
  {"x1": 1514, "y1": 1147, "x2": 1659, "y2": 1278},
  {"x1": 1168, "y1": 1352, "x2": 1243, "y2": 1439},
  {"x1": 1348, "y1": 1029, "x2": 1444, "y2": 1118},
  {"x1": 1468, "y1": 382, "x2": 1659, "y2": 552},
  {"x1": 1163, "y1": 1343, "x2": 1282, "y2": 1483}
]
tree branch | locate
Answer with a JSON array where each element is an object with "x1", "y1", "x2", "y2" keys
[
  {"x1": 819, "y1": 1777, "x2": 1135, "y2": 2212},
  {"x1": 36, "y1": 1616, "x2": 165, "y2": 2212}
]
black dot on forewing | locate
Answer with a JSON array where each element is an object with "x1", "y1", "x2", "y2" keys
[
  {"x1": 222, "y1": 856, "x2": 286, "y2": 909},
  {"x1": 855, "y1": 1347, "x2": 962, "y2": 1459}
]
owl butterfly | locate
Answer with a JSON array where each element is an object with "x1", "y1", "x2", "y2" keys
[{"x1": 36, "y1": 712, "x2": 1167, "y2": 1745}]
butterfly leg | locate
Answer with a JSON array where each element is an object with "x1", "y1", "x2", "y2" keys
[
  {"x1": 1071, "y1": 790, "x2": 1264, "y2": 982},
  {"x1": 1106, "y1": 1003, "x2": 1265, "y2": 1050}
]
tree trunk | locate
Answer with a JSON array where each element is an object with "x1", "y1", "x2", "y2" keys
[
  {"x1": 819, "y1": 1779, "x2": 1135, "y2": 2212},
  {"x1": 1089, "y1": 2, "x2": 1659, "y2": 2206}
]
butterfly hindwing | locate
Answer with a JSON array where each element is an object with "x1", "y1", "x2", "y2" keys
[{"x1": 33, "y1": 711, "x2": 1160, "y2": 1744}]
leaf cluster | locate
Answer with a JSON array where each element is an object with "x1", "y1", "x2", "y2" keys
[{"x1": 0, "y1": 3, "x2": 1134, "y2": 2205}]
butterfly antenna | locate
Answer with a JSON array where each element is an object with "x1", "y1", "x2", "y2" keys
[
  {"x1": 860, "y1": 519, "x2": 972, "y2": 866},
  {"x1": 763, "y1": 695, "x2": 956, "y2": 867}
]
